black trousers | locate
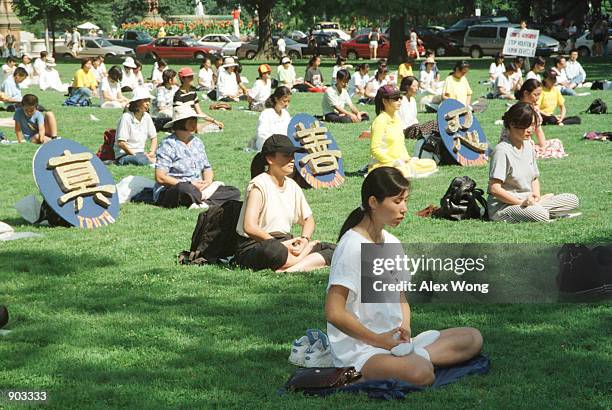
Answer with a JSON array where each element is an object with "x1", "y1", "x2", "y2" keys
[
  {"x1": 540, "y1": 114, "x2": 581, "y2": 126},
  {"x1": 235, "y1": 233, "x2": 336, "y2": 271},
  {"x1": 156, "y1": 182, "x2": 241, "y2": 208},
  {"x1": 324, "y1": 112, "x2": 370, "y2": 123}
]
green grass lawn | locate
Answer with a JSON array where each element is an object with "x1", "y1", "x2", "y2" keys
[{"x1": 0, "y1": 56, "x2": 611, "y2": 409}]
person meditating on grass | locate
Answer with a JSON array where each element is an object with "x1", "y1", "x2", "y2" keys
[
  {"x1": 514, "y1": 79, "x2": 566, "y2": 159},
  {"x1": 488, "y1": 102, "x2": 579, "y2": 223},
  {"x1": 326, "y1": 167, "x2": 483, "y2": 385},
  {"x1": 235, "y1": 134, "x2": 335, "y2": 272},
  {"x1": 322, "y1": 69, "x2": 369, "y2": 123}
]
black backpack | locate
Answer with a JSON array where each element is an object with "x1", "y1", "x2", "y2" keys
[
  {"x1": 583, "y1": 98, "x2": 607, "y2": 114},
  {"x1": 416, "y1": 132, "x2": 458, "y2": 165},
  {"x1": 433, "y1": 176, "x2": 489, "y2": 221},
  {"x1": 178, "y1": 200, "x2": 244, "y2": 265}
]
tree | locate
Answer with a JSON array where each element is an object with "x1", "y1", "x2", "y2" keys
[{"x1": 12, "y1": 0, "x2": 91, "y2": 52}]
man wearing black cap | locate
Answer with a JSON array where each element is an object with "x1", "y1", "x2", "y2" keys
[{"x1": 235, "y1": 134, "x2": 336, "y2": 272}]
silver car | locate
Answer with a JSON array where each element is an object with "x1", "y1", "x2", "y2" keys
[
  {"x1": 56, "y1": 36, "x2": 134, "y2": 59},
  {"x1": 463, "y1": 23, "x2": 559, "y2": 58}
]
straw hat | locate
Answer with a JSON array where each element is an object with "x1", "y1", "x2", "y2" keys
[
  {"x1": 222, "y1": 57, "x2": 239, "y2": 68},
  {"x1": 129, "y1": 87, "x2": 155, "y2": 103},
  {"x1": 122, "y1": 57, "x2": 137, "y2": 69},
  {"x1": 163, "y1": 104, "x2": 207, "y2": 129}
]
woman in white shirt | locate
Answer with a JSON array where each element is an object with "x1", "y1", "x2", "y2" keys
[
  {"x1": 120, "y1": 57, "x2": 139, "y2": 92},
  {"x1": 251, "y1": 86, "x2": 291, "y2": 151},
  {"x1": 331, "y1": 56, "x2": 353, "y2": 87},
  {"x1": 488, "y1": 52, "x2": 505, "y2": 83},
  {"x1": 154, "y1": 69, "x2": 177, "y2": 118},
  {"x1": 277, "y1": 56, "x2": 297, "y2": 89},
  {"x1": 100, "y1": 66, "x2": 129, "y2": 109},
  {"x1": 326, "y1": 166, "x2": 483, "y2": 385},
  {"x1": 198, "y1": 57, "x2": 215, "y2": 93},
  {"x1": 492, "y1": 63, "x2": 517, "y2": 100},
  {"x1": 18, "y1": 54, "x2": 35, "y2": 87},
  {"x1": 248, "y1": 64, "x2": 272, "y2": 111},
  {"x1": 348, "y1": 63, "x2": 369, "y2": 98},
  {"x1": 525, "y1": 56, "x2": 546, "y2": 82},
  {"x1": 151, "y1": 59, "x2": 167, "y2": 87},
  {"x1": 235, "y1": 134, "x2": 335, "y2": 272},
  {"x1": 362, "y1": 67, "x2": 388, "y2": 103},
  {"x1": 38, "y1": 58, "x2": 67, "y2": 93},
  {"x1": 217, "y1": 57, "x2": 242, "y2": 101},
  {"x1": 398, "y1": 76, "x2": 418, "y2": 130}
]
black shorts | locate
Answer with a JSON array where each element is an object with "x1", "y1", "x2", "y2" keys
[{"x1": 235, "y1": 232, "x2": 335, "y2": 271}]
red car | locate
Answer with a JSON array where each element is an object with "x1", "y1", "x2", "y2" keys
[
  {"x1": 136, "y1": 36, "x2": 221, "y2": 60},
  {"x1": 340, "y1": 34, "x2": 425, "y2": 59}
]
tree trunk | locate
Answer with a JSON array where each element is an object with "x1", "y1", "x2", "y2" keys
[
  {"x1": 255, "y1": 0, "x2": 276, "y2": 59},
  {"x1": 388, "y1": 16, "x2": 406, "y2": 65},
  {"x1": 462, "y1": 0, "x2": 475, "y2": 17}
]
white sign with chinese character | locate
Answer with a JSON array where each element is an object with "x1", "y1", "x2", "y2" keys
[{"x1": 503, "y1": 28, "x2": 539, "y2": 57}]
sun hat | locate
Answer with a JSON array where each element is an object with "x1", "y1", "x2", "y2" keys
[
  {"x1": 178, "y1": 67, "x2": 194, "y2": 77},
  {"x1": 258, "y1": 64, "x2": 271, "y2": 75},
  {"x1": 424, "y1": 56, "x2": 435, "y2": 64},
  {"x1": 129, "y1": 87, "x2": 155, "y2": 103},
  {"x1": 45, "y1": 57, "x2": 57, "y2": 67},
  {"x1": 281, "y1": 56, "x2": 292, "y2": 65},
  {"x1": 377, "y1": 85, "x2": 401, "y2": 100},
  {"x1": 163, "y1": 104, "x2": 207, "y2": 129},
  {"x1": 122, "y1": 57, "x2": 137, "y2": 69},
  {"x1": 222, "y1": 57, "x2": 239, "y2": 68},
  {"x1": 261, "y1": 134, "x2": 306, "y2": 156}
]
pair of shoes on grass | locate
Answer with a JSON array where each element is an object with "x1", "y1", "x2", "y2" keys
[{"x1": 288, "y1": 329, "x2": 333, "y2": 368}]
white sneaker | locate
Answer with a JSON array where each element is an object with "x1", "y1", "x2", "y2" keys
[
  {"x1": 288, "y1": 336, "x2": 310, "y2": 367},
  {"x1": 303, "y1": 338, "x2": 333, "y2": 367}
]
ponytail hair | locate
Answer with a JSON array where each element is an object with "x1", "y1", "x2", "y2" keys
[
  {"x1": 264, "y1": 85, "x2": 291, "y2": 109},
  {"x1": 338, "y1": 167, "x2": 410, "y2": 241}
]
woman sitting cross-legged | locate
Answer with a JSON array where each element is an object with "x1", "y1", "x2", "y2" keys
[
  {"x1": 113, "y1": 87, "x2": 157, "y2": 166},
  {"x1": 154, "y1": 104, "x2": 241, "y2": 209},
  {"x1": 369, "y1": 85, "x2": 438, "y2": 179},
  {"x1": 322, "y1": 69, "x2": 369, "y2": 123},
  {"x1": 326, "y1": 167, "x2": 483, "y2": 385},
  {"x1": 488, "y1": 102, "x2": 579, "y2": 223},
  {"x1": 99, "y1": 66, "x2": 129, "y2": 109},
  {"x1": 235, "y1": 134, "x2": 336, "y2": 272},
  {"x1": 250, "y1": 86, "x2": 292, "y2": 152},
  {"x1": 513, "y1": 79, "x2": 566, "y2": 159},
  {"x1": 537, "y1": 69, "x2": 581, "y2": 126}
]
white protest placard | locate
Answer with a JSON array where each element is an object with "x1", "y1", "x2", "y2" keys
[{"x1": 502, "y1": 28, "x2": 539, "y2": 57}]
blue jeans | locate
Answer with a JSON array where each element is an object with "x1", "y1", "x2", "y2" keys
[
  {"x1": 69, "y1": 87, "x2": 92, "y2": 104},
  {"x1": 117, "y1": 153, "x2": 151, "y2": 166},
  {"x1": 560, "y1": 87, "x2": 576, "y2": 96},
  {"x1": 567, "y1": 72, "x2": 585, "y2": 85}
]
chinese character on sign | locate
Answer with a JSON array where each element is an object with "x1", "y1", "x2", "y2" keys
[
  {"x1": 47, "y1": 150, "x2": 116, "y2": 212},
  {"x1": 444, "y1": 107, "x2": 487, "y2": 154},
  {"x1": 294, "y1": 121, "x2": 342, "y2": 175}
]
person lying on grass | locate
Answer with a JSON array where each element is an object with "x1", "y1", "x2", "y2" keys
[
  {"x1": 513, "y1": 79, "x2": 566, "y2": 159},
  {"x1": 14, "y1": 93, "x2": 59, "y2": 144},
  {"x1": 235, "y1": 134, "x2": 335, "y2": 272},
  {"x1": 322, "y1": 69, "x2": 369, "y2": 123},
  {"x1": 326, "y1": 166, "x2": 483, "y2": 386},
  {"x1": 488, "y1": 102, "x2": 579, "y2": 223},
  {"x1": 154, "y1": 104, "x2": 240, "y2": 208}
]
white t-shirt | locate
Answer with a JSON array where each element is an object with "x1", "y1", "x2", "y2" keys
[
  {"x1": 494, "y1": 73, "x2": 513, "y2": 96},
  {"x1": 198, "y1": 67, "x2": 214, "y2": 90},
  {"x1": 236, "y1": 172, "x2": 312, "y2": 237},
  {"x1": 156, "y1": 84, "x2": 178, "y2": 111},
  {"x1": 1, "y1": 64, "x2": 14, "y2": 84},
  {"x1": 489, "y1": 63, "x2": 505, "y2": 81},
  {"x1": 217, "y1": 69, "x2": 239, "y2": 100},
  {"x1": 348, "y1": 71, "x2": 369, "y2": 96},
  {"x1": 99, "y1": 78, "x2": 121, "y2": 103},
  {"x1": 327, "y1": 228, "x2": 406, "y2": 371},
  {"x1": 366, "y1": 77, "x2": 387, "y2": 96},
  {"x1": 248, "y1": 78, "x2": 272, "y2": 106},
  {"x1": 33, "y1": 58, "x2": 46, "y2": 76},
  {"x1": 525, "y1": 71, "x2": 541, "y2": 82},
  {"x1": 151, "y1": 67, "x2": 166, "y2": 84},
  {"x1": 114, "y1": 111, "x2": 157, "y2": 156},
  {"x1": 254, "y1": 108, "x2": 291, "y2": 151},
  {"x1": 121, "y1": 68, "x2": 138, "y2": 89},
  {"x1": 277, "y1": 64, "x2": 296, "y2": 86},
  {"x1": 277, "y1": 37, "x2": 286, "y2": 53},
  {"x1": 398, "y1": 96, "x2": 417, "y2": 129},
  {"x1": 322, "y1": 85, "x2": 352, "y2": 115}
]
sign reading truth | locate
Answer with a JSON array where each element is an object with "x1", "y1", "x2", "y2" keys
[
  {"x1": 33, "y1": 139, "x2": 119, "y2": 228},
  {"x1": 503, "y1": 28, "x2": 540, "y2": 58},
  {"x1": 287, "y1": 113, "x2": 345, "y2": 188},
  {"x1": 437, "y1": 99, "x2": 489, "y2": 166}
]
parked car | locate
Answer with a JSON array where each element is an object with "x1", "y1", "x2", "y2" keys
[
  {"x1": 55, "y1": 36, "x2": 134, "y2": 59},
  {"x1": 415, "y1": 27, "x2": 463, "y2": 56},
  {"x1": 574, "y1": 29, "x2": 612, "y2": 57},
  {"x1": 288, "y1": 30, "x2": 307, "y2": 41},
  {"x1": 442, "y1": 16, "x2": 510, "y2": 46},
  {"x1": 107, "y1": 30, "x2": 153, "y2": 50},
  {"x1": 236, "y1": 37, "x2": 304, "y2": 60},
  {"x1": 340, "y1": 34, "x2": 390, "y2": 59},
  {"x1": 462, "y1": 23, "x2": 560, "y2": 58},
  {"x1": 135, "y1": 36, "x2": 221, "y2": 60},
  {"x1": 313, "y1": 28, "x2": 351, "y2": 41},
  {"x1": 298, "y1": 33, "x2": 342, "y2": 57},
  {"x1": 198, "y1": 34, "x2": 243, "y2": 56}
]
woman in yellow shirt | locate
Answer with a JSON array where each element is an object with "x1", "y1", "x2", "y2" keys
[
  {"x1": 536, "y1": 70, "x2": 580, "y2": 126},
  {"x1": 397, "y1": 56, "x2": 414, "y2": 85},
  {"x1": 442, "y1": 60, "x2": 472, "y2": 106},
  {"x1": 69, "y1": 58, "x2": 98, "y2": 105},
  {"x1": 369, "y1": 85, "x2": 437, "y2": 179}
]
